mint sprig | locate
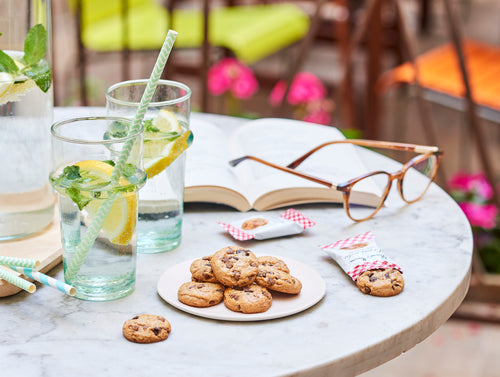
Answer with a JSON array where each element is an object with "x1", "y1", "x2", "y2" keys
[{"x1": 0, "y1": 24, "x2": 51, "y2": 93}]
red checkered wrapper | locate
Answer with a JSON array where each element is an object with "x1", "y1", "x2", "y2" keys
[
  {"x1": 218, "y1": 209, "x2": 315, "y2": 241},
  {"x1": 319, "y1": 231, "x2": 402, "y2": 281}
]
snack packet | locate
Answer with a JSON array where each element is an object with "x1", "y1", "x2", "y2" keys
[
  {"x1": 218, "y1": 208, "x2": 315, "y2": 241},
  {"x1": 320, "y1": 232, "x2": 404, "y2": 295}
]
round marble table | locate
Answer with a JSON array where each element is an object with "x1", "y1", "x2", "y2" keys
[{"x1": 0, "y1": 108, "x2": 472, "y2": 377}]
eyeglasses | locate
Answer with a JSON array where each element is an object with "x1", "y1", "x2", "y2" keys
[{"x1": 229, "y1": 139, "x2": 443, "y2": 222}]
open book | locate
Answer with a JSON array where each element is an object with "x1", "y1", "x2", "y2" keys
[{"x1": 184, "y1": 118, "x2": 383, "y2": 211}]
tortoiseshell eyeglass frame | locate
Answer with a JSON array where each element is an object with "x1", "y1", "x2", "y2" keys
[{"x1": 229, "y1": 139, "x2": 444, "y2": 222}]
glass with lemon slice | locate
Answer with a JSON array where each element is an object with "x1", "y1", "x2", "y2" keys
[
  {"x1": 0, "y1": 9, "x2": 55, "y2": 240},
  {"x1": 50, "y1": 117, "x2": 147, "y2": 301},
  {"x1": 106, "y1": 80, "x2": 192, "y2": 253}
]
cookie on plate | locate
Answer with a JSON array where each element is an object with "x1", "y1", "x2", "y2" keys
[
  {"x1": 356, "y1": 268, "x2": 404, "y2": 297},
  {"x1": 256, "y1": 266, "x2": 302, "y2": 294},
  {"x1": 241, "y1": 218, "x2": 269, "y2": 230},
  {"x1": 190, "y1": 255, "x2": 218, "y2": 283},
  {"x1": 177, "y1": 281, "x2": 225, "y2": 307},
  {"x1": 257, "y1": 255, "x2": 290, "y2": 274},
  {"x1": 211, "y1": 246, "x2": 258, "y2": 287},
  {"x1": 122, "y1": 314, "x2": 171, "y2": 343},
  {"x1": 224, "y1": 284, "x2": 272, "y2": 314}
]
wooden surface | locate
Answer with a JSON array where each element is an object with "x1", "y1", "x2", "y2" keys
[{"x1": 0, "y1": 209, "x2": 62, "y2": 297}]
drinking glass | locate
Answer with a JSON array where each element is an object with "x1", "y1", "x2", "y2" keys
[
  {"x1": 49, "y1": 117, "x2": 146, "y2": 301},
  {"x1": 106, "y1": 79, "x2": 191, "y2": 253},
  {"x1": 0, "y1": 0, "x2": 54, "y2": 239}
]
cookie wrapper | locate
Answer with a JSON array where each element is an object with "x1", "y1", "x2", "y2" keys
[
  {"x1": 218, "y1": 208, "x2": 315, "y2": 241},
  {"x1": 319, "y1": 231, "x2": 402, "y2": 280}
]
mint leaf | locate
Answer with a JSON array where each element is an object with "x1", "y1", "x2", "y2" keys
[
  {"x1": 23, "y1": 24, "x2": 47, "y2": 65},
  {"x1": 108, "y1": 121, "x2": 128, "y2": 138},
  {"x1": 103, "y1": 160, "x2": 115, "y2": 167},
  {"x1": 24, "y1": 59, "x2": 51, "y2": 92},
  {"x1": 63, "y1": 165, "x2": 81, "y2": 180},
  {"x1": 122, "y1": 163, "x2": 136, "y2": 178},
  {"x1": 65, "y1": 187, "x2": 91, "y2": 210},
  {"x1": 144, "y1": 119, "x2": 159, "y2": 133},
  {"x1": 0, "y1": 50, "x2": 19, "y2": 74}
]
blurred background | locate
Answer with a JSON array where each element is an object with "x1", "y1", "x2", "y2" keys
[{"x1": 51, "y1": 1, "x2": 500, "y2": 375}]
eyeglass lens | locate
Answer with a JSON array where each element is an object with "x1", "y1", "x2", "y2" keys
[
  {"x1": 346, "y1": 154, "x2": 437, "y2": 221},
  {"x1": 347, "y1": 172, "x2": 390, "y2": 221},
  {"x1": 401, "y1": 154, "x2": 438, "y2": 202}
]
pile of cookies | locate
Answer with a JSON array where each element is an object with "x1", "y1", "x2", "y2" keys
[{"x1": 177, "y1": 246, "x2": 302, "y2": 314}]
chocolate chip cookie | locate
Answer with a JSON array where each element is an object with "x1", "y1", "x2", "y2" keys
[
  {"x1": 190, "y1": 255, "x2": 218, "y2": 283},
  {"x1": 256, "y1": 266, "x2": 302, "y2": 294},
  {"x1": 224, "y1": 284, "x2": 272, "y2": 314},
  {"x1": 211, "y1": 246, "x2": 258, "y2": 287},
  {"x1": 122, "y1": 314, "x2": 171, "y2": 343},
  {"x1": 257, "y1": 255, "x2": 290, "y2": 273},
  {"x1": 356, "y1": 268, "x2": 404, "y2": 297},
  {"x1": 177, "y1": 281, "x2": 225, "y2": 307},
  {"x1": 241, "y1": 218, "x2": 269, "y2": 230}
]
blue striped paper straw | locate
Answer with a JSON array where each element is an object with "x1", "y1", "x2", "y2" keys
[
  {"x1": 10, "y1": 267, "x2": 76, "y2": 296},
  {"x1": 0, "y1": 255, "x2": 40, "y2": 269}
]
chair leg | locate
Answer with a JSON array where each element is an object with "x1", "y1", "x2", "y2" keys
[
  {"x1": 121, "y1": 0, "x2": 131, "y2": 82},
  {"x1": 441, "y1": 0, "x2": 500, "y2": 209},
  {"x1": 76, "y1": 0, "x2": 88, "y2": 106}
]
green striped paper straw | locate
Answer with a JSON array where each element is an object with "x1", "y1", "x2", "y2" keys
[
  {"x1": 10, "y1": 267, "x2": 76, "y2": 296},
  {"x1": 65, "y1": 30, "x2": 178, "y2": 282},
  {"x1": 0, "y1": 255, "x2": 40, "y2": 269},
  {"x1": 0, "y1": 267, "x2": 36, "y2": 293}
]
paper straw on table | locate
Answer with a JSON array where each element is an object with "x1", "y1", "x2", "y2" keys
[
  {"x1": 65, "y1": 30, "x2": 178, "y2": 282},
  {"x1": 0, "y1": 255, "x2": 40, "y2": 269},
  {"x1": 0, "y1": 267, "x2": 36, "y2": 293},
  {"x1": 10, "y1": 266, "x2": 76, "y2": 296}
]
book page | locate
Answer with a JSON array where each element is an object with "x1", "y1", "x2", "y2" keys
[
  {"x1": 228, "y1": 118, "x2": 383, "y2": 205},
  {"x1": 185, "y1": 119, "x2": 242, "y2": 193}
]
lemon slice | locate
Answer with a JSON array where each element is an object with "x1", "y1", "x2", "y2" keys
[
  {"x1": 0, "y1": 72, "x2": 14, "y2": 99},
  {"x1": 144, "y1": 130, "x2": 193, "y2": 179},
  {"x1": 75, "y1": 160, "x2": 137, "y2": 245},
  {"x1": 152, "y1": 109, "x2": 182, "y2": 133}
]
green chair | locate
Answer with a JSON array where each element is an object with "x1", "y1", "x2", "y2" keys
[{"x1": 71, "y1": 0, "x2": 311, "y2": 109}]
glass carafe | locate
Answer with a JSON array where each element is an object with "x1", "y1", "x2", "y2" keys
[{"x1": 0, "y1": 0, "x2": 55, "y2": 240}]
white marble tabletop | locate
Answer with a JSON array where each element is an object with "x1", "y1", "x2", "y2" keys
[{"x1": 0, "y1": 108, "x2": 472, "y2": 377}]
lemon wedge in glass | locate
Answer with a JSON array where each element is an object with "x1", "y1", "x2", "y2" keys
[
  {"x1": 144, "y1": 130, "x2": 193, "y2": 179},
  {"x1": 152, "y1": 109, "x2": 183, "y2": 133},
  {"x1": 74, "y1": 160, "x2": 138, "y2": 246},
  {"x1": 142, "y1": 109, "x2": 193, "y2": 179}
]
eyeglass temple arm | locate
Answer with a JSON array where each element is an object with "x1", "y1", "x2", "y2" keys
[
  {"x1": 229, "y1": 156, "x2": 334, "y2": 188},
  {"x1": 286, "y1": 139, "x2": 441, "y2": 169}
]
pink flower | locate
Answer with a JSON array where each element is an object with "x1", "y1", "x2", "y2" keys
[
  {"x1": 448, "y1": 172, "x2": 493, "y2": 201},
  {"x1": 269, "y1": 72, "x2": 327, "y2": 106},
  {"x1": 207, "y1": 58, "x2": 258, "y2": 99},
  {"x1": 269, "y1": 81, "x2": 287, "y2": 106},
  {"x1": 459, "y1": 202, "x2": 498, "y2": 229},
  {"x1": 303, "y1": 109, "x2": 331, "y2": 125}
]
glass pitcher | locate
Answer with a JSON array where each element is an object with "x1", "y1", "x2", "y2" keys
[{"x1": 0, "y1": 0, "x2": 55, "y2": 240}]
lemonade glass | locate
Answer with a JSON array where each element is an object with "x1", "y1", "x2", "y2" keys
[
  {"x1": 106, "y1": 80, "x2": 191, "y2": 253},
  {"x1": 50, "y1": 117, "x2": 146, "y2": 301},
  {"x1": 0, "y1": 1, "x2": 54, "y2": 239}
]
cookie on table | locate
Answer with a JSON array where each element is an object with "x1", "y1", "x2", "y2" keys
[
  {"x1": 257, "y1": 255, "x2": 290, "y2": 274},
  {"x1": 256, "y1": 266, "x2": 302, "y2": 294},
  {"x1": 241, "y1": 218, "x2": 269, "y2": 230},
  {"x1": 224, "y1": 284, "x2": 272, "y2": 314},
  {"x1": 211, "y1": 246, "x2": 258, "y2": 287},
  {"x1": 122, "y1": 314, "x2": 171, "y2": 343},
  {"x1": 190, "y1": 255, "x2": 218, "y2": 283},
  {"x1": 178, "y1": 281, "x2": 225, "y2": 307},
  {"x1": 356, "y1": 268, "x2": 404, "y2": 297}
]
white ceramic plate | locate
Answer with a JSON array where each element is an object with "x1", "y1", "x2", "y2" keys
[{"x1": 157, "y1": 256, "x2": 326, "y2": 321}]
